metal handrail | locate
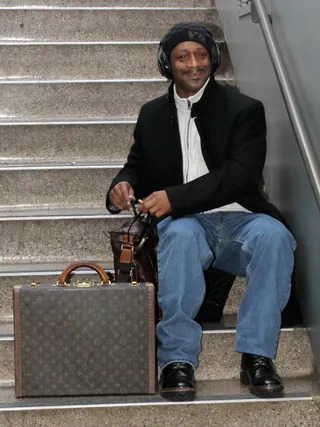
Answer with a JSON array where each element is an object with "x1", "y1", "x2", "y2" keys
[{"x1": 251, "y1": 0, "x2": 320, "y2": 210}]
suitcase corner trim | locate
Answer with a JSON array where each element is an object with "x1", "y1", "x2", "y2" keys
[
  {"x1": 148, "y1": 285, "x2": 156, "y2": 394},
  {"x1": 13, "y1": 287, "x2": 23, "y2": 397}
]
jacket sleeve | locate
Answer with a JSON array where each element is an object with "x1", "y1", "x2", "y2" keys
[
  {"x1": 106, "y1": 106, "x2": 145, "y2": 213},
  {"x1": 165, "y1": 101, "x2": 267, "y2": 217}
]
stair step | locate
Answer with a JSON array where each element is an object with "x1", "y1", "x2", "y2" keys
[
  {"x1": 0, "y1": 215, "x2": 125, "y2": 264},
  {"x1": 0, "y1": 41, "x2": 232, "y2": 80},
  {"x1": 0, "y1": 263, "x2": 116, "y2": 317},
  {"x1": 0, "y1": 376, "x2": 316, "y2": 407},
  {"x1": 0, "y1": 78, "x2": 234, "y2": 119},
  {"x1": 200, "y1": 328, "x2": 314, "y2": 381},
  {"x1": 0, "y1": 314, "x2": 254, "y2": 339},
  {"x1": 0, "y1": 313, "x2": 297, "y2": 339},
  {"x1": 0, "y1": 1, "x2": 214, "y2": 7},
  {"x1": 0, "y1": 167, "x2": 121, "y2": 209},
  {"x1": 0, "y1": 377, "x2": 318, "y2": 427},
  {"x1": 0, "y1": 264, "x2": 244, "y2": 317},
  {"x1": 0, "y1": 321, "x2": 314, "y2": 382},
  {"x1": 0, "y1": 8, "x2": 222, "y2": 43},
  {"x1": 0, "y1": 121, "x2": 133, "y2": 166},
  {"x1": 0, "y1": 275, "x2": 243, "y2": 321}
]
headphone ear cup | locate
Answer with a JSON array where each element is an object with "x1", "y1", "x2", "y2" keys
[
  {"x1": 157, "y1": 45, "x2": 173, "y2": 80},
  {"x1": 211, "y1": 41, "x2": 221, "y2": 74}
]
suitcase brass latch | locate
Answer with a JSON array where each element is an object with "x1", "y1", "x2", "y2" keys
[
  {"x1": 130, "y1": 281, "x2": 140, "y2": 287},
  {"x1": 73, "y1": 281, "x2": 95, "y2": 288},
  {"x1": 29, "y1": 282, "x2": 39, "y2": 288}
]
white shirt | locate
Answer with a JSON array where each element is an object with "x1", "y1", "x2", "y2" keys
[{"x1": 174, "y1": 79, "x2": 251, "y2": 214}]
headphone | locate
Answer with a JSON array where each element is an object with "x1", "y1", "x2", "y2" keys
[{"x1": 157, "y1": 39, "x2": 221, "y2": 80}]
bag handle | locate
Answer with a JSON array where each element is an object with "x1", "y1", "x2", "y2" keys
[
  {"x1": 108, "y1": 213, "x2": 153, "y2": 247},
  {"x1": 58, "y1": 261, "x2": 111, "y2": 285},
  {"x1": 126, "y1": 212, "x2": 153, "y2": 244}
]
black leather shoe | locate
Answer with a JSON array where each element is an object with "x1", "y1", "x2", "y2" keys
[
  {"x1": 240, "y1": 353, "x2": 284, "y2": 397},
  {"x1": 159, "y1": 362, "x2": 196, "y2": 402}
]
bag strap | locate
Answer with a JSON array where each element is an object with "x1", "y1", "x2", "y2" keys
[
  {"x1": 118, "y1": 233, "x2": 135, "y2": 281},
  {"x1": 117, "y1": 213, "x2": 154, "y2": 281}
]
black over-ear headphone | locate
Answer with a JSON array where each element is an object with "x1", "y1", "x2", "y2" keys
[{"x1": 157, "y1": 40, "x2": 221, "y2": 80}]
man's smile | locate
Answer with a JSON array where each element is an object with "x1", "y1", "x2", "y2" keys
[
  {"x1": 183, "y1": 69, "x2": 206, "y2": 77},
  {"x1": 187, "y1": 72, "x2": 202, "y2": 78}
]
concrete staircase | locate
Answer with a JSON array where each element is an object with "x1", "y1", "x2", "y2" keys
[{"x1": 0, "y1": 1, "x2": 319, "y2": 425}]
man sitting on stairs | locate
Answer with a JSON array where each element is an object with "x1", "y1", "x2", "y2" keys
[{"x1": 106, "y1": 22, "x2": 297, "y2": 402}]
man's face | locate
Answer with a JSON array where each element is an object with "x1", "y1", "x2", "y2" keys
[{"x1": 170, "y1": 41, "x2": 211, "y2": 98}]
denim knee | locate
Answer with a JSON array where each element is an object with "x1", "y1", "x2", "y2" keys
[
  {"x1": 158, "y1": 218, "x2": 201, "y2": 244},
  {"x1": 250, "y1": 215, "x2": 296, "y2": 252},
  {"x1": 157, "y1": 217, "x2": 213, "y2": 271}
]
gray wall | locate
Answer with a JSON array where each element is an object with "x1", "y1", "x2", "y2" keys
[{"x1": 215, "y1": 0, "x2": 320, "y2": 371}]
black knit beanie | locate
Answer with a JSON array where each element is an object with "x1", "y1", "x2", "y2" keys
[{"x1": 160, "y1": 22, "x2": 214, "y2": 59}]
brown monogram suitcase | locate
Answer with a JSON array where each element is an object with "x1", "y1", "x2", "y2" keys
[{"x1": 13, "y1": 261, "x2": 156, "y2": 397}]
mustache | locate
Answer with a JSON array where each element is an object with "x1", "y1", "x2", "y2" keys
[{"x1": 181, "y1": 67, "x2": 207, "y2": 75}]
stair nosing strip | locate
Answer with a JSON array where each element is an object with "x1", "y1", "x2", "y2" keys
[
  {"x1": 0, "y1": 76, "x2": 232, "y2": 85},
  {"x1": 0, "y1": 380, "x2": 14, "y2": 387},
  {"x1": 0, "y1": 6, "x2": 215, "y2": 11},
  {"x1": 0, "y1": 162, "x2": 124, "y2": 171},
  {"x1": 0, "y1": 270, "x2": 111, "y2": 277},
  {"x1": 0, "y1": 41, "x2": 161, "y2": 46},
  {"x1": 0, "y1": 40, "x2": 225, "y2": 46},
  {"x1": 0, "y1": 215, "x2": 112, "y2": 221},
  {"x1": 0, "y1": 336, "x2": 13, "y2": 342},
  {"x1": 203, "y1": 327, "x2": 296, "y2": 334},
  {"x1": 0, "y1": 393, "x2": 312, "y2": 412},
  {"x1": 0, "y1": 78, "x2": 166, "y2": 84},
  {"x1": 0, "y1": 212, "x2": 130, "y2": 221},
  {"x1": 0, "y1": 263, "x2": 114, "y2": 277},
  {"x1": 0, "y1": 119, "x2": 137, "y2": 126}
]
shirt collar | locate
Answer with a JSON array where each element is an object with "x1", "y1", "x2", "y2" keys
[{"x1": 174, "y1": 77, "x2": 210, "y2": 111}]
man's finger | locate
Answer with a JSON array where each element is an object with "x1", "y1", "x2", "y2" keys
[
  {"x1": 143, "y1": 196, "x2": 157, "y2": 211},
  {"x1": 138, "y1": 202, "x2": 149, "y2": 213},
  {"x1": 113, "y1": 182, "x2": 134, "y2": 208},
  {"x1": 110, "y1": 192, "x2": 127, "y2": 210},
  {"x1": 154, "y1": 209, "x2": 163, "y2": 218},
  {"x1": 109, "y1": 190, "x2": 120, "y2": 207},
  {"x1": 110, "y1": 183, "x2": 133, "y2": 210},
  {"x1": 117, "y1": 183, "x2": 131, "y2": 205},
  {"x1": 149, "y1": 205, "x2": 158, "y2": 215},
  {"x1": 124, "y1": 187, "x2": 136, "y2": 207},
  {"x1": 128, "y1": 189, "x2": 135, "y2": 200},
  {"x1": 112, "y1": 185, "x2": 125, "y2": 203}
]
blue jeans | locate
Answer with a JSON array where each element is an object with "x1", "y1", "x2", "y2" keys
[{"x1": 156, "y1": 212, "x2": 296, "y2": 370}]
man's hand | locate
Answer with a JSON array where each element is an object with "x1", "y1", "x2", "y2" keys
[
  {"x1": 109, "y1": 181, "x2": 135, "y2": 211},
  {"x1": 139, "y1": 190, "x2": 172, "y2": 217}
]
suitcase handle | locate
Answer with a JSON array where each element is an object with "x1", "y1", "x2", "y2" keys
[{"x1": 58, "y1": 261, "x2": 111, "y2": 285}]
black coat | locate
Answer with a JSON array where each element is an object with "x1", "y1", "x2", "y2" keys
[
  {"x1": 106, "y1": 77, "x2": 282, "y2": 222},
  {"x1": 106, "y1": 78, "x2": 303, "y2": 326}
]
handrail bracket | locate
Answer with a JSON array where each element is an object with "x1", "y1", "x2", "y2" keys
[{"x1": 238, "y1": 0, "x2": 271, "y2": 24}]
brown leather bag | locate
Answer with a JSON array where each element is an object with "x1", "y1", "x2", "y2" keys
[{"x1": 110, "y1": 213, "x2": 158, "y2": 285}]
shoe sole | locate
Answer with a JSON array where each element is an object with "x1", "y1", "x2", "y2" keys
[
  {"x1": 161, "y1": 387, "x2": 196, "y2": 402},
  {"x1": 240, "y1": 372, "x2": 284, "y2": 398}
]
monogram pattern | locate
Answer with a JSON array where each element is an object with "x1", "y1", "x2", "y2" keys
[{"x1": 14, "y1": 284, "x2": 155, "y2": 397}]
